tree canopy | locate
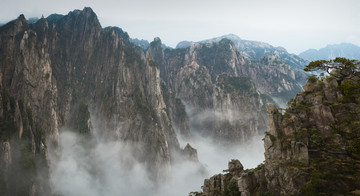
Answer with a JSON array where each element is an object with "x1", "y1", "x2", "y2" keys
[{"x1": 304, "y1": 57, "x2": 360, "y2": 81}]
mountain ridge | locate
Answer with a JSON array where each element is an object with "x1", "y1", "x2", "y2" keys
[
  {"x1": 175, "y1": 34, "x2": 309, "y2": 71},
  {"x1": 4, "y1": 7, "x2": 358, "y2": 196},
  {"x1": 299, "y1": 42, "x2": 360, "y2": 61}
]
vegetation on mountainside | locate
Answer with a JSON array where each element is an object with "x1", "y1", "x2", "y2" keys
[
  {"x1": 223, "y1": 179, "x2": 241, "y2": 196},
  {"x1": 216, "y1": 74, "x2": 253, "y2": 93},
  {"x1": 292, "y1": 58, "x2": 360, "y2": 195},
  {"x1": 197, "y1": 39, "x2": 235, "y2": 80},
  {"x1": 304, "y1": 57, "x2": 360, "y2": 82}
]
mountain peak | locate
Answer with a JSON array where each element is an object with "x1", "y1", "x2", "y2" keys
[
  {"x1": 149, "y1": 37, "x2": 163, "y2": 51},
  {"x1": 220, "y1": 33, "x2": 241, "y2": 41},
  {"x1": 67, "y1": 7, "x2": 97, "y2": 19},
  {"x1": 17, "y1": 14, "x2": 26, "y2": 22},
  {"x1": 13, "y1": 14, "x2": 29, "y2": 32},
  {"x1": 83, "y1": 7, "x2": 94, "y2": 14},
  {"x1": 153, "y1": 37, "x2": 162, "y2": 43},
  {"x1": 64, "y1": 7, "x2": 102, "y2": 30}
]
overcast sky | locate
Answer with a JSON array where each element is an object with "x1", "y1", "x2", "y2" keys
[{"x1": 1, "y1": 0, "x2": 359, "y2": 54}]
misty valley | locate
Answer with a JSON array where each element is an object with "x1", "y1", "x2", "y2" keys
[{"x1": 0, "y1": 7, "x2": 360, "y2": 196}]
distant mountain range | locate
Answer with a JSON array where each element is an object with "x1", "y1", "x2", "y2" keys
[
  {"x1": 299, "y1": 43, "x2": 360, "y2": 61},
  {"x1": 176, "y1": 34, "x2": 308, "y2": 71}
]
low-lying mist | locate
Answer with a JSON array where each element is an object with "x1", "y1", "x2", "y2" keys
[
  {"x1": 48, "y1": 124, "x2": 265, "y2": 196},
  {"x1": 187, "y1": 134, "x2": 265, "y2": 175}
]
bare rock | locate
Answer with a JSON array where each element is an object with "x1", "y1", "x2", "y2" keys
[
  {"x1": 228, "y1": 159, "x2": 243, "y2": 176},
  {"x1": 183, "y1": 143, "x2": 199, "y2": 162}
]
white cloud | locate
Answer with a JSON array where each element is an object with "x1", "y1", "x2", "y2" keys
[{"x1": 48, "y1": 115, "x2": 265, "y2": 195}]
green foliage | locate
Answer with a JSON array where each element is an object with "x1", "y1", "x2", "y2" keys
[
  {"x1": 294, "y1": 99, "x2": 311, "y2": 113},
  {"x1": 217, "y1": 74, "x2": 253, "y2": 93},
  {"x1": 254, "y1": 162, "x2": 264, "y2": 171},
  {"x1": 265, "y1": 131, "x2": 276, "y2": 142},
  {"x1": 294, "y1": 128, "x2": 309, "y2": 140},
  {"x1": 287, "y1": 98, "x2": 294, "y2": 107},
  {"x1": 300, "y1": 154, "x2": 356, "y2": 195},
  {"x1": 337, "y1": 80, "x2": 360, "y2": 103},
  {"x1": 304, "y1": 57, "x2": 360, "y2": 82},
  {"x1": 300, "y1": 112, "x2": 360, "y2": 195},
  {"x1": 283, "y1": 112, "x2": 290, "y2": 119},
  {"x1": 307, "y1": 75, "x2": 318, "y2": 83},
  {"x1": 223, "y1": 179, "x2": 241, "y2": 196},
  {"x1": 304, "y1": 60, "x2": 328, "y2": 72},
  {"x1": 149, "y1": 60, "x2": 158, "y2": 68},
  {"x1": 309, "y1": 133, "x2": 324, "y2": 146},
  {"x1": 196, "y1": 39, "x2": 234, "y2": 79},
  {"x1": 256, "y1": 191, "x2": 275, "y2": 196}
]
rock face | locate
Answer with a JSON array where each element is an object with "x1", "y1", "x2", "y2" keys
[
  {"x1": 176, "y1": 34, "x2": 309, "y2": 84},
  {"x1": 0, "y1": 8, "x2": 186, "y2": 195},
  {"x1": 199, "y1": 70, "x2": 360, "y2": 195},
  {"x1": 0, "y1": 7, "x2": 320, "y2": 196},
  {"x1": 148, "y1": 38, "x2": 303, "y2": 144},
  {"x1": 202, "y1": 159, "x2": 266, "y2": 196},
  {"x1": 182, "y1": 143, "x2": 199, "y2": 162}
]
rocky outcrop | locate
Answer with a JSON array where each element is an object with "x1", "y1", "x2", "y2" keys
[
  {"x1": 199, "y1": 70, "x2": 360, "y2": 195},
  {"x1": 202, "y1": 159, "x2": 266, "y2": 196},
  {"x1": 182, "y1": 143, "x2": 199, "y2": 162},
  {"x1": 176, "y1": 34, "x2": 309, "y2": 84},
  {"x1": 149, "y1": 38, "x2": 302, "y2": 144},
  {"x1": 0, "y1": 7, "x2": 195, "y2": 195}
]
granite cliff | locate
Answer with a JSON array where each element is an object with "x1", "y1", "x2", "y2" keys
[
  {"x1": 0, "y1": 7, "x2": 317, "y2": 196},
  {"x1": 147, "y1": 38, "x2": 303, "y2": 144},
  {"x1": 0, "y1": 7, "x2": 193, "y2": 195},
  {"x1": 197, "y1": 61, "x2": 360, "y2": 195},
  {"x1": 176, "y1": 34, "x2": 309, "y2": 84}
]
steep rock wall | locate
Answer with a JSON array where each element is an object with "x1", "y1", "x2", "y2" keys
[
  {"x1": 199, "y1": 71, "x2": 360, "y2": 195},
  {"x1": 150, "y1": 39, "x2": 302, "y2": 144},
  {"x1": 0, "y1": 8, "x2": 186, "y2": 195}
]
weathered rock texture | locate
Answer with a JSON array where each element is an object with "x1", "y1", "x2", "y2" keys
[
  {"x1": 176, "y1": 34, "x2": 309, "y2": 84},
  {"x1": 148, "y1": 38, "x2": 303, "y2": 144},
  {"x1": 0, "y1": 8, "x2": 188, "y2": 195},
  {"x1": 199, "y1": 71, "x2": 360, "y2": 195},
  {"x1": 0, "y1": 7, "x2": 311, "y2": 196}
]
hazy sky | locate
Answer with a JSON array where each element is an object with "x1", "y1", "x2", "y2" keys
[{"x1": 1, "y1": 0, "x2": 359, "y2": 54}]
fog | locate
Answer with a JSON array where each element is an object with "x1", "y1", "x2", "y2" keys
[
  {"x1": 190, "y1": 134, "x2": 264, "y2": 174},
  {"x1": 48, "y1": 112, "x2": 265, "y2": 195},
  {"x1": 49, "y1": 131, "x2": 264, "y2": 196}
]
